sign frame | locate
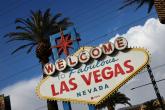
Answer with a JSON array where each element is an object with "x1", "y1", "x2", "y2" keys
[{"x1": 36, "y1": 47, "x2": 150, "y2": 105}]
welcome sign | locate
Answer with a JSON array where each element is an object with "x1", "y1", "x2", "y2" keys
[{"x1": 36, "y1": 37, "x2": 149, "y2": 105}]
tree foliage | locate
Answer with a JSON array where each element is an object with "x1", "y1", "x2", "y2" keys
[
  {"x1": 5, "y1": 9, "x2": 73, "y2": 55},
  {"x1": 119, "y1": 0, "x2": 154, "y2": 13}
]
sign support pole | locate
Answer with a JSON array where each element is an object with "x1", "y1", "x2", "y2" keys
[
  {"x1": 63, "y1": 102, "x2": 72, "y2": 110},
  {"x1": 88, "y1": 105, "x2": 96, "y2": 110},
  {"x1": 147, "y1": 65, "x2": 165, "y2": 110},
  {"x1": 62, "y1": 28, "x2": 80, "y2": 110}
]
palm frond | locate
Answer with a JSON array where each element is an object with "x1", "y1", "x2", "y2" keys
[
  {"x1": 119, "y1": 0, "x2": 137, "y2": 10},
  {"x1": 6, "y1": 36, "x2": 35, "y2": 42},
  {"x1": 11, "y1": 42, "x2": 36, "y2": 54},
  {"x1": 136, "y1": 0, "x2": 146, "y2": 9},
  {"x1": 16, "y1": 26, "x2": 32, "y2": 33},
  {"x1": 15, "y1": 18, "x2": 34, "y2": 28},
  {"x1": 57, "y1": 18, "x2": 73, "y2": 30},
  {"x1": 119, "y1": 0, "x2": 154, "y2": 13},
  {"x1": 6, "y1": 8, "x2": 73, "y2": 55},
  {"x1": 147, "y1": 0, "x2": 154, "y2": 13},
  {"x1": 4, "y1": 32, "x2": 32, "y2": 39},
  {"x1": 50, "y1": 13, "x2": 62, "y2": 24},
  {"x1": 43, "y1": 8, "x2": 51, "y2": 23},
  {"x1": 96, "y1": 92, "x2": 131, "y2": 109},
  {"x1": 27, "y1": 43, "x2": 37, "y2": 53}
]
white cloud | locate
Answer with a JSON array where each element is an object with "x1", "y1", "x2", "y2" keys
[
  {"x1": 113, "y1": 18, "x2": 165, "y2": 109},
  {"x1": 0, "y1": 77, "x2": 48, "y2": 110},
  {"x1": 1, "y1": 18, "x2": 165, "y2": 110}
]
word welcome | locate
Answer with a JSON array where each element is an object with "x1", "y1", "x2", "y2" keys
[{"x1": 44, "y1": 37, "x2": 128, "y2": 75}]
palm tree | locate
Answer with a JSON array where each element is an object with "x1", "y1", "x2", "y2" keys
[
  {"x1": 96, "y1": 92, "x2": 131, "y2": 110},
  {"x1": 143, "y1": 99, "x2": 161, "y2": 110},
  {"x1": 5, "y1": 9, "x2": 73, "y2": 110},
  {"x1": 119, "y1": 0, "x2": 165, "y2": 24},
  {"x1": 119, "y1": 0, "x2": 154, "y2": 13}
]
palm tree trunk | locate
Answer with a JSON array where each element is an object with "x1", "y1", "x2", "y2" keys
[
  {"x1": 36, "y1": 41, "x2": 59, "y2": 110},
  {"x1": 40, "y1": 59, "x2": 59, "y2": 110},
  {"x1": 41, "y1": 63, "x2": 59, "y2": 110},
  {"x1": 47, "y1": 100, "x2": 58, "y2": 110},
  {"x1": 107, "y1": 105, "x2": 115, "y2": 110}
]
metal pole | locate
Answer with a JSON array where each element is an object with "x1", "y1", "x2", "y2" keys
[
  {"x1": 63, "y1": 102, "x2": 72, "y2": 110},
  {"x1": 88, "y1": 105, "x2": 96, "y2": 110},
  {"x1": 147, "y1": 65, "x2": 165, "y2": 110}
]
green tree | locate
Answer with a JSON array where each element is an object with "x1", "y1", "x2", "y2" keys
[
  {"x1": 5, "y1": 8, "x2": 73, "y2": 110},
  {"x1": 96, "y1": 92, "x2": 131, "y2": 110},
  {"x1": 143, "y1": 99, "x2": 161, "y2": 110},
  {"x1": 119, "y1": 0, "x2": 154, "y2": 13}
]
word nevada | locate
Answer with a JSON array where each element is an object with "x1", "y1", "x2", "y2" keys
[{"x1": 44, "y1": 37, "x2": 128, "y2": 75}]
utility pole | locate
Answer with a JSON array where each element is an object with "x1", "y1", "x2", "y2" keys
[{"x1": 147, "y1": 65, "x2": 165, "y2": 110}]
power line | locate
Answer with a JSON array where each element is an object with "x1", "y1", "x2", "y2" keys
[
  {"x1": 142, "y1": 63, "x2": 165, "y2": 73},
  {"x1": 68, "y1": 0, "x2": 114, "y2": 19},
  {"x1": 135, "y1": 63, "x2": 165, "y2": 77},
  {"x1": 0, "y1": 0, "x2": 55, "y2": 31},
  {"x1": 0, "y1": 1, "x2": 126, "y2": 61},
  {"x1": 0, "y1": 52, "x2": 29, "y2": 63},
  {"x1": 126, "y1": 63, "x2": 165, "y2": 96},
  {"x1": 0, "y1": 0, "x2": 24, "y2": 12},
  {"x1": 77, "y1": 6, "x2": 123, "y2": 32},
  {"x1": 0, "y1": 22, "x2": 14, "y2": 30},
  {"x1": 72, "y1": 0, "x2": 121, "y2": 22},
  {"x1": 0, "y1": 0, "x2": 116, "y2": 36},
  {"x1": 0, "y1": 0, "x2": 152, "y2": 42},
  {"x1": 0, "y1": 0, "x2": 120, "y2": 36},
  {"x1": 0, "y1": 12, "x2": 156, "y2": 68},
  {"x1": 83, "y1": 12, "x2": 155, "y2": 45},
  {"x1": 0, "y1": 0, "x2": 119, "y2": 32},
  {"x1": 0, "y1": 12, "x2": 157, "y2": 83},
  {"x1": 0, "y1": 0, "x2": 33, "y2": 17},
  {"x1": 78, "y1": 9, "x2": 123, "y2": 34},
  {"x1": 131, "y1": 78, "x2": 165, "y2": 90},
  {"x1": 0, "y1": 63, "x2": 40, "y2": 82}
]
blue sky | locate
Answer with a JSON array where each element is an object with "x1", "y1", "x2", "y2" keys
[{"x1": 0, "y1": 0, "x2": 162, "y2": 110}]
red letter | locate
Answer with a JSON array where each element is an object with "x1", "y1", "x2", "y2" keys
[
  {"x1": 60, "y1": 81, "x2": 69, "y2": 94},
  {"x1": 69, "y1": 78, "x2": 77, "y2": 91},
  {"x1": 116, "y1": 39, "x2": 124, "y2": 48},
  {"x1": 93, "y1": 70, "x2": 102, "y2": 83},
  {"x1": 114, "y1": 63, "x2": 125, "y2": 77},
  {"x1": 102, "y1": 43, "x2": 114, "y2": 54},
  {"x1": 81, "y1": 72, "x2": 92, "y2": 86},
  {"x1": 124, "y1": 60, "x2": 134, "y2": 73},
  {"x1": 58, "y1": 60, "x2": 64, "y2": 69},
  {"x1": 102, "y1": 67, "x2": 113, "y2": 80},
  {"x1": 51, "y1": 84, "x2": 59, "y2": 96},
  {"x1": 92, "y1": 48, "x2": 99, "y2": 57},
  {"x1": 45, "y1": 64, "x2": 54, "y2": 73},
  {"x1": 68, "y1": 57, "x2": 76, "y2": 65},
  {"x1": 80, "y1": 53, "x2": 87, "y2": 61}
]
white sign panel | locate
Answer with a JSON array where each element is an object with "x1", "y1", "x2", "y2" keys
[{"x1": 36, "y1": 48, "x2": 149, "y2": 105}]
